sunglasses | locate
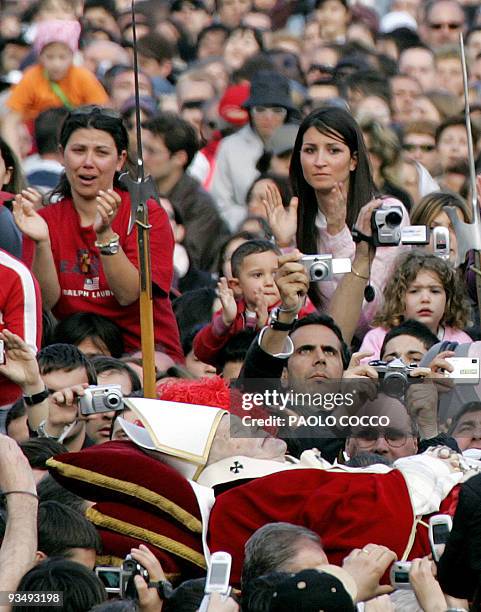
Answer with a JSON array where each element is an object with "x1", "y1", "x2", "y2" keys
[
  {"x1": 403, "y1": 143, "x2": 436, "y2": 152},
  {"x1": 428, "y1": 22, "x2": 462, "y2": 30},
  {"x1": 70, "y1": 105, "x2": 121, "y2": 119}
]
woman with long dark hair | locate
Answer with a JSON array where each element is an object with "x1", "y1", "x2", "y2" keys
[
  {"x1": 263, "y1": 106, "x2": 409, "y2": 337},
  {"x1": 13, "y1": 105, "x2": 182, "y2": 361}
]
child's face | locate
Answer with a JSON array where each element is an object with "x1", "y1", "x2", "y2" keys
[
  {"x1": 404, "y1": 270, "x2": 446, "y2": 333},
  {"x1": 39, "y1": 42, "x2": 73, "y2": 81},
  {"x1": 230, "y1": 250, "x2": 280, "y2": 309}
]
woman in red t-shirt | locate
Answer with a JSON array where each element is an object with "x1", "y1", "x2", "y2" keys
[{"x1": 12, "y1": 105, "x2": 183, "y2": 362}]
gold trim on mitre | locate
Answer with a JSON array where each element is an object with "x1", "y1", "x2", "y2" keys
[
  {"x1": 87, "y1": 507, "x2": 207, "y2": 569},
  {"x1": 123, "y1": 398, "x2": 227, "y2": 473},
  {"x1": 46, "y1": 457, "x2": 202, "y2": 533}
]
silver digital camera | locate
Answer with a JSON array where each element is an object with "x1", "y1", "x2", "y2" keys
[
  {"x1": 371, "y1": 204, "x2": 403, "y2": 246},
  {"x1": 78, "y1": 384, "x2": 123, "y2": 415},
  {"x1": 300, "y1": 254, "x2": 351, "y2": 282},
  {"x1": 369, "y1": 359, "x2": 418, "y2": 399}
]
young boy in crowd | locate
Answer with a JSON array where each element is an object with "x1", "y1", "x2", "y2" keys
[{"x1": 193, "y1": 239, "x2": 314, "y2": 366}]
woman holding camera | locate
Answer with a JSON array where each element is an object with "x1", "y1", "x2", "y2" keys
[
  {"x1": 13, "y1": 105, "x2": 183, "y2": 362},
  {"x1": 262, "y1": 106, "x2": 409, "y2": 338}
]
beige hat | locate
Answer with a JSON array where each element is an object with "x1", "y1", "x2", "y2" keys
[{"x1": 119, "y1": 397, "x2": 228, "y2": 481}]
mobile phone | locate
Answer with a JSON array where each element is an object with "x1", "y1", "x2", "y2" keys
[
  {"x1": 205, "y1": 552, "x2": 232, "y2": 595},
  {"x1": 429, "y1": 514, "x2": 452, "y2": 562},
  {"x1": 444, "y1": 357, "x2": 480, "y2": 384},
  {"x1": 95, "y1": 566, "x2": 121, "y2": 595},
  {"x1": 432, "y1": 226, "x2": 450, "y2": 260},
  {"x1": 390, "y1": 561, "x2": 412, "y2": 589}
]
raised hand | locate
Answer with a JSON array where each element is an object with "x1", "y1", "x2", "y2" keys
[
  {"x1": 218, "y1": 277, "x2": 237, "y2": 327},
  {"x1": 94, "y1": 188, "x2": 122, "y2": 235},
  {"x1": 275, "y1": 250, "x2": 309, "y2": 313},
  {"x1": 131, "y1": 544, "x2": 168, "y2": 612},
  {"x1": 261, "y1": 182, "x2": 298, "y2": 248},
  {"x1": 322, "y1": 181, "x2": 348, "y2": 236},
  {"x1": 12, "y1": 190, "x2": 49, "y2": 242},
  {"x1": 253, "y1": 289, "x2": 269, "y2": 328},
  {"x1": 0, "y1": 329, "x2": 42, "y2": 390}
]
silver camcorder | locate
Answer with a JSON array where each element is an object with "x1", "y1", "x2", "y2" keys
[
  {"x1": 300, "y1": 254, "x2": 351, "y2": 282},
  {"x1": 371, "y1": 204, "x2": 403, "y2": 246},
  {"x1": 369, "y1": 359, "x2": 419, "y2": 399},
  {"x1": 78, "y1": 384, "x2": 123, "y2": 415}
]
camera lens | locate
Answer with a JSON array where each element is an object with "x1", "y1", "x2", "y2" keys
[
  {"x1": 105, "y1": 392, "x2": 122, "y2": 409},
  {"x1": 311, "y1": 262, "x2": 329, "y2": 281},
  {"x1": 382, "y1": 372, "x2": 407, "y2": 399},
  {"x1": 385, "y1": 210, "x2": 402, "y2": 226}
]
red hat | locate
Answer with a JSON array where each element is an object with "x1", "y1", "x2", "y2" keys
[{"x1": 218, "y1": 84, "x2": 250, "y2": 126}]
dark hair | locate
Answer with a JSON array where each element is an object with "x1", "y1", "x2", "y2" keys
[
  {"x1": 5, "y1": 398, "x2": 27, "y2": 432},
  {"x1": 173, "y1": 288, "x2": 219, "y2": 344},
  {"x1": 37, "y1": 500, "x2": 101, "y2": 557},
  {"x1": 380, "y1": 319, "x2": 439, "y2": 359},
  {"x1": 217, "y1": 231, "x2": 258, "y2": 278},
  {"x1": 344, "y1": 69, "x2": 390, "y2": 102},
  {"x1": 51, "y1": 312, "x2": 124, "y2": 358},
  {"x1": 91, "y1": 601, "x2": 139, "y2": 611},
  {"x1": 228, "y1": 25, "x2": 264, "y2": 52},
  {"x1": 0, "y1": 136, "x2": 27, "y2": 193},
  {"x1": 196, "y1": 24, "x2": 230, "y2": 53},
  {"x1": 435, "y1": 115, "x2": 477, "y2": 145},
  {"x1": 163, "y1": 578, "x2": 205, "y2": 612},
  {"x1": 242, "y1": 522, "x2": 322, "y2": 589},
  {"x1": 242, "y1": 572, "x2": 292, "y2": 612},
  {"x1": 37, "y1": 475, "x2": 88, "y2": 514},
  {"x1": 89, "y1": 355, "x2": 142, "y2": 392},
  {"x1": 449, "y1": 401, "x2": 481, "y2": 435},
  {"x1": 34, "y1": 107, "x2": 70, "y2": 156},
  {"x1": 20, "y1": 439, "x2": 67, "y2": 469},
  {"x1": 84, "y1": 0, "x2": 118, "y2": 19},
  {"x1": 137, "y1": 31, "x2": 175, "y2": 62},
  {"x1": 290, "y1": 313, "x2": 351, "y2": 369},
  {"x1": 230, "y1": 239, "x2": 280, "y2": 279},
  {"x1": 37, "y1": 343, "x2": 97, "y2": 384},
  {"x1": 142, "y1": 112, "x2": 199, "y2": 169},
  {"x1": 14, "y1": 558, "x2": 106, "y2": 612},
  {"x1": 217, "y1": 329, "x2": 256, "y2": 372},
  {"x1": 51, "y1": 106, "x2": 128, "y2": 200},
  {"x1": 247, "y1": 172, "x2": 293, "y2": 205},
  {"x1": 290, "y1": 107, "x2": 375, "y2": 255},
  {"x1": 345, "y1": 451, "x2": 392, "y2": 467}
]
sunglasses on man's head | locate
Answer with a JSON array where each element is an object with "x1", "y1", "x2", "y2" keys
[{"x1": 70, "y1": 105, "x2": 122, "y2": 120}]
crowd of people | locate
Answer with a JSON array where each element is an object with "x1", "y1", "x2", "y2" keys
[{"x1": 3, "y1": 0, "x2": 481, "y2": 609}]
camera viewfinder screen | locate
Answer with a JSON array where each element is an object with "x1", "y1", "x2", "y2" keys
[
  {"x1": 210, "y1": 563, "x2": 229, "y2": 586},
  {"x1": 433, "y1": 524, "x2": 450, "y2": 544},
  {"x1": 394, "y1": 571, "x2": 409, "y2": 583},
  {"x1": 96, "y1": 570, "x2": 120, "y2": 588}
]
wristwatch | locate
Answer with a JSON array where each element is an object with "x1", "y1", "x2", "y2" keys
[
  {"x1": 269, "y1": 307, "x2": 298, "y2": 331},
  {"x1": 23, "y1": 386, "x2": 49, "y2": 406},
  {"x1": 148, "y1": 579, "x2": 173, "y2": 599},
  {"x1": 95, "y1": 233, "x2": 120, "y2": 255},
  {"x1": 37, "y1": 420, "x2": 60, "y2": 440}
]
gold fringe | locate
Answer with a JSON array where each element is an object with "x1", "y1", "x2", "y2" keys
[
  {"x1": 87, "y1": 507, "x2": 206, "y2": 569},
  {"x1": 47, "y1": 458, "x2": 202, "y2": 533}
]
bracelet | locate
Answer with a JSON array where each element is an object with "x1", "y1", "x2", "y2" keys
[
  {"x1": 94, "y1": 232, "x2": 120, "y2": 249},
  {"x1": 351, "y1": 266, "x2": 369, "y2": 280},
  {"x1": 2, "y1": 491, "x2": 39, "y2": 500}
]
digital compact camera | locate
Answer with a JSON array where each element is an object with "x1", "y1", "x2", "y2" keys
[
  {"x1": 390, "y1": 561, "x2": 411, "y2": 589},
  {"x1": 369, "y1": 359, "x2": 419, "y2": 399},
  {"x1": 300, "y1": 254, "x2": 351, "y2": 282},
  {"x1": 78, "y1": 384, "x2": 123, "y2": 415}
]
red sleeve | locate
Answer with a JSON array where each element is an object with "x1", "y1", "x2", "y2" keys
[
  {"x1": 0, "y1": 250, "x2": 42, "y2": 349},
  {"x1": 193, "y1": 309, "x2": 245, "y2": 366}
]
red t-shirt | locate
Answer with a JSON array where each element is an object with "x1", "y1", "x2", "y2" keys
[
  {"x1": 35, "y1": 189, "x2": 183, "y2": 361},
  {"x1": 0, "y1": 248, "x2": 42, "y2": 407}
]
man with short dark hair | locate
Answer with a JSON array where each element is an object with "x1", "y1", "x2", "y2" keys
[
  {"x1": 143, "y1": 112, "x2": 229, "y2": 272},
  {"x1": 420, "y1": 0, "x2": 466, "y2": 49}
]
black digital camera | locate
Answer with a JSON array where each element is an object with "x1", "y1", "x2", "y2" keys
[{"x1": 95, "y1": 554, "x2": 149, "y2": 599}]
